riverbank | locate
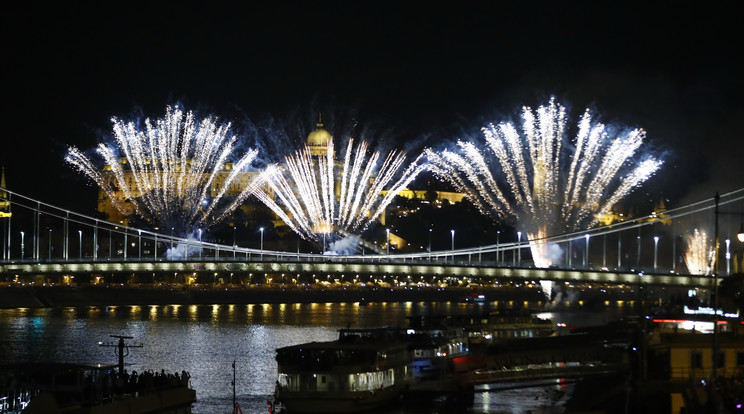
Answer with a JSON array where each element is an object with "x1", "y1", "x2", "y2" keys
[{"x1": 0, "y1": 284, "x2": 548, "y2": 308}]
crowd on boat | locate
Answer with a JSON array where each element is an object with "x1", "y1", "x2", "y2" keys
[{"x1": 85, "y1": 368, "x2": 191, "y2": 402}]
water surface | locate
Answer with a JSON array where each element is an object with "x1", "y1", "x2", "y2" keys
[{"x1": 1, "y1": 301, "x2": 628, "y2": 413}]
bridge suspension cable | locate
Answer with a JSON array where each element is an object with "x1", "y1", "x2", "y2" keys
[{"x1": 1, "y1": 186, "x2": 742, "y2": 277}]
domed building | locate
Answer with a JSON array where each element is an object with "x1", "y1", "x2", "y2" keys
[{"x1": 306, "y1": 115, "x2": 334, "y2": 158}]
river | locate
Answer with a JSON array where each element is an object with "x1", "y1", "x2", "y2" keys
[{"x1": 0, "y1": 301, "x2": 632, "y2": 413}]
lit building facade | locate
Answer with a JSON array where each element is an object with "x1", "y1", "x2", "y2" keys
[{"x1": 96, "y1": 160, "x2": 259, "y2": 226}]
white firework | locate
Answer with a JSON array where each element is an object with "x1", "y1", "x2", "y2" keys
[
  {"x1": 683, "y1": 228, "x2": 714, "y2": 275},
  {"x1": 253, "y1": 138, "x2": 426, "y2": 246},
  {"x1": 426, "y1": 98, "x2": 663, "y2": 267},
  {"x1": 66, "y1": 105, "x2": 259, "y2": 232}
]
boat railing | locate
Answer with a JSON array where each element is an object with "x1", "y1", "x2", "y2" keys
[{"x1": 0, "y1": 388, "x2": 37, "y2": 414}]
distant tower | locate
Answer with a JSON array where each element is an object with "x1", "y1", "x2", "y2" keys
[
  {"x1": 0, "y1": 167, "x2": 9, "y2": 216},
  {"x1": 306, "y1": 114, "x2": 334, "y2": 158}
]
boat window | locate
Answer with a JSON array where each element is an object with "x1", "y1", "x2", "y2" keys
[{"x1": 690, "y1": 351, "x2": 702, "y2": 369}]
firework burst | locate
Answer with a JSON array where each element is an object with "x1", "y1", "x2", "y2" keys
[
  {"x1": 684, "y1": 228, "x2": 714, "y2": 275},
  {"x1": 252, "y1": 137, "x2": 426, "y2": 247},
  {"x1": 66, "y1": 105, "x2": 259, "y2": 232},
  {"x1": 426, "y1": 98, "x2": 663, "y2": 267}
]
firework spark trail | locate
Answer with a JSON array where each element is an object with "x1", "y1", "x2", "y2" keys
[
  {"x1": 202, "y1": 149, "x2": 259, "y2": 219},
  {"x1": 367, "y1": 151, "x2": 426, "y2": 227},
  {"x1": 66, "y1": 105, "x2": 260, "y2": 232},
  {"x1": 338, "y1": 140, "x2": 364, "y2": 226},
  {"x1": 426, "y1": 98, "x2": 663, "y2": 268},
  {"x1": 254, "y1": 138, "x2": 426, "y2": 245},
  {"x1": 339, "y1": 140, "x2": 378, "y2": 230},
  {"x1": 684, "y1": 229, "x2": 714, "y2": 275}
]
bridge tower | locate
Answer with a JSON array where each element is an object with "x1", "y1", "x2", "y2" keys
[{"x1": 1, "y1": 167, "x2": 12, "y2": 260}]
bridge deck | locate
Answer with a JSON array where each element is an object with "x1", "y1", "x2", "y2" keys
[{"x1": 0, "y1": 257, "x2": 712, "y2": 287}]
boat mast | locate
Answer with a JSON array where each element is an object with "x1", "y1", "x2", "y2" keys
[{"x1": 99, "y1": 335, "x2": 143, "y2": 374}]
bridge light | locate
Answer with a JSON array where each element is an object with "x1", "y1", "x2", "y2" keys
[
  {"x1": 517, "y1": 231, "x2": 522, "y2": 266},
  {"x1": 653, "y1": 236, "x2": 660, "y2": 271}
]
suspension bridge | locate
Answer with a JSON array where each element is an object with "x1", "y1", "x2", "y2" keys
[{"x1": 1, "y1": 187, "x2": 743, "y2": 288}]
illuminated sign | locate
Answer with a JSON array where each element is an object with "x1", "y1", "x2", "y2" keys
[{"x1": 684, "y1": 305, "x2": 739, "y2": 318}]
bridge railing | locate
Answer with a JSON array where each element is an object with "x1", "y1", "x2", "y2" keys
[{"x1": 2, "y1": 187, "x2": 743, "y2": 278}]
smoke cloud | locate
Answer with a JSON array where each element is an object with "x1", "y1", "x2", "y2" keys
[{"x1": 324, "y1": 236, "x2": 361, "y2": 256}]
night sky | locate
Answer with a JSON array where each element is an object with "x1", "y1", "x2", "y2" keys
[{"x1": 2, "y1": 1, "x2": 742, "y2": 213}]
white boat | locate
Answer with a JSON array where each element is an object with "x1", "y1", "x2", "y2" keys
[{"x1": 274, "y1": 328, "x2": 412, "y2": 413}]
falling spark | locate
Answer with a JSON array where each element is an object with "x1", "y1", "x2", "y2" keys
[
  {"x1": 426, "y1": 98, "x2": 663, "y2": 268},
  {"x1": 684, "y1": 229, "x2": 714, "y2": 275},
  {"x1": 66, "y1": 105, "x2": 259, "y2": 232},
  {"x1": 253, "y1": 138, "x2": 426, "y2": 247}
]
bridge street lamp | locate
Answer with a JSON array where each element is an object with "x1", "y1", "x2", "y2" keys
[
  {"x1": 653, "y1": 236, "x2": 659, "y2": 271},
  {"x1": 20, "y1": 231, "x2": 24, "y2": 260},
  {"x1": 672, "y1": 235, "x2": 677, "y2": 272},
  {"x1": 79, "y1": 230, "x2": 82, "y2": 259},
  {"x1": 496, "y1": 230, "x2": 500, "y2": 264},
  {"x1": 517, "y1": 231, "x2": 522, "y2": 266},
  {"x1": 584, "y1": 234, "x2": 590, "y2": 268},
  {"x1": 636, "y1": 227, "x2": 641, "y2": 268},
  {"x1": 198, "y1": 229, "x2": 202, "y2": 259},
  {"x1": 233, "y1": 226, "x2": 236, "y2": 259},
  {"x1": 602, "y1": 233, "x2": 606, "y2": 268},
  {"x1": 34, "y1": 208, "x2": 39, "y2": 261},
  {"x1": 450, "y1": 229, "x2": 454, "y2": 263},
  {"x1": 260, "y1": 227, "x2": 264, "y2": 260},
  {"x1": 64, "y1": 211, "x2": 69, "y2": 261},
  {"x1": 94, "y1": 220, "x2": 98, "y2": 261},
  {"x1": 48, "y1": 229, "x2": 52, "y2": 260},
  {"x1": 386, "y1": 228, "x2": 390, "y2": 256},
  {"x1": 428, "y1": 228, "x2": 432, "y2": 253}
]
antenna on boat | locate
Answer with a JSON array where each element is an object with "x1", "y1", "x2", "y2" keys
[
  {"x1": 231, "y1": 361, "x2": 247, "y2": 414},
  {"x1": 98, "y1": 335, "x2": 143, "y2": 374}
]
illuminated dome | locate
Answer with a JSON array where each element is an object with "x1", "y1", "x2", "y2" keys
[
  {"x1": 307, "y1": 123, "x2": 332, "y2": 147},
  {"x1": 306, "y1": 116, "x2": 333, "y2": 157}
]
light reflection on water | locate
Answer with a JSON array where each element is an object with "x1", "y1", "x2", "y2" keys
[{"x1": 0, "y1": 302, "x2": 624, "y2": 413}]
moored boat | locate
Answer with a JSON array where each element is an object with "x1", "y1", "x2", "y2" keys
[
  {"x1": 0, "y1": 362, "x2": 196, "y2": 414},
  {"x1": 274, "y1": 327, "x2": 412, "y2": 413}
]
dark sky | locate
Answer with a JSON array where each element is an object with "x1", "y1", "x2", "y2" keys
[{"x1": 2, "y1": 1, "x2": 742, "y2": 213}]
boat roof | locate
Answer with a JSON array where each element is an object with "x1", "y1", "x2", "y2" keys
[{"x1": 277, "y1": 327, "x2": 409, "y2": 353}]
